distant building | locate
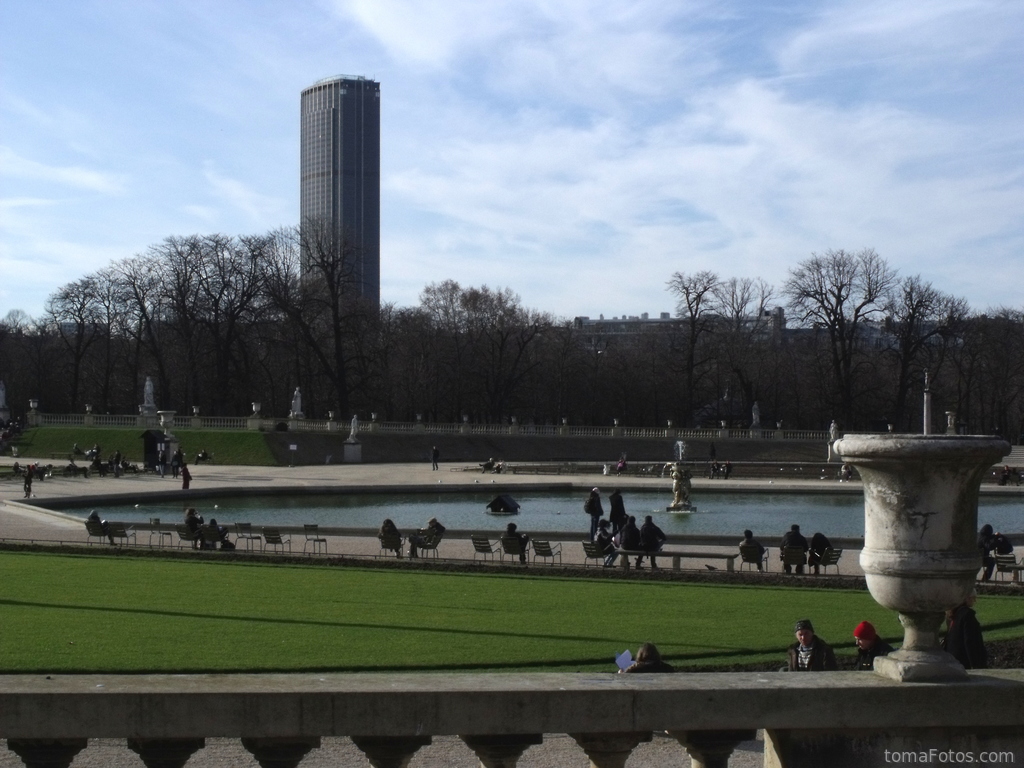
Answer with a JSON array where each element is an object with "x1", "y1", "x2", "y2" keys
[{"x1": 300, "y1": 75, "x2": 380, "y2": 308}]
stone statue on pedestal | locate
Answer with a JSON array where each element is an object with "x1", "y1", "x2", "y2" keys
[
  {"x1": 141, "y1": 377, "x2": 156, "y2": 415},
  {"x1": 347, "y1": 414, "x2": 359, "y2": 442},
  {"x1": 751, "y1": 401, "x2": 761, "y2": 429},
  {"x1": 290, "y1": 388, "x2": 303, "y2": 418},
  {"x1": 666, "y1": 463, "x2": 694, "y2": 512}
]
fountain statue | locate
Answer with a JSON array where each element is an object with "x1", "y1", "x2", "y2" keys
[{"x1": 666, "y1": 462, "x2": 694, "y2": 513}]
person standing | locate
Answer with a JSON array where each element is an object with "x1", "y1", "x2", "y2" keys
[
  {"x1": 171, "y1": 448, "x2": 182, "y2": 479},
  {"x1": 181, "y1": 462, "x2": 192, "y2": 491},
  {"x1": 786, "y1": 619, "x2": 838, "y2": 671},
  {"x1": 608, "y1": 489, "x2": 627, "y2": 535},
  {"x1": 584, "y1": 487, "x2": 604, "y2": 540},
  {"x1": 431, "y1": 445, "x2": 440, "y2": 471},
  {"x1": 157, "y1": 448, "x2": 167, "y2": 478},
  {"x1": 780, "y1": 524, "x2": 809, "y2": 574},
  {"x1": 23, "y1": 468, "x2": 32, "y2": 499},
  {"x1": 852, "y1": 621, "x2": 894, "y2": 670}
]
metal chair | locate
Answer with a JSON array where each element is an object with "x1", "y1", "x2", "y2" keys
[
  {"x1": 262, "y1": 527, "x2": 291, "y2": 553},
  {"x1": 531, "y1": 540, "x2": 562, "y2": 565},
  {"x1": 234, "y1": 522, "x2": 263, "y2": 551},
  {"x1": 782, "y1": 546, "x2": 808, "y2": 574},
  {"x1": 471, "y1": 534, "x2": 499, "y2": 560},
  {"x1": 500, "y1": 536, "x2": 529, "y2": 564},
  {"x1": 581, "y1": 540, "x2": 605, "y2": 566},
  {"x1": 739, "y1": 544, "x2": 768, "y2": 572},
  {"x1": 304, "y1": 524, "x2": 328, "y2": 555},
  {"x1": 377, "y1": 532, "x2": 405, "y2": 558},
  {"x1": 148, "y1": 518, "x2": 172, "y2": 548},
  {"x1": 819, "y1": 548, "x2": 843, "y2": 575}
]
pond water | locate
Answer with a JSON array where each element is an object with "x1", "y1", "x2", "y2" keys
[{"x1": 75, "y1": 490, "x2": 1023, "y2": 539}]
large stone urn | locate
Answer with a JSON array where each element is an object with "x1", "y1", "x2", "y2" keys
[{"x1": 834, "y1": 434, "x2": 1008, "y2": 681}]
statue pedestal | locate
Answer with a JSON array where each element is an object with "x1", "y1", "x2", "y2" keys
[{"x1": 343, "y1": 440, "x2": 362, "y2": 463}]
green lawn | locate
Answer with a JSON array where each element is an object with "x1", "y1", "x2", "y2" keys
[
  {"x1": 2, "y1": 551, "x2": 1021, "y2": 674},
  {"x1": 13, "y1": 427, "x2": 276, "y2": 466}
]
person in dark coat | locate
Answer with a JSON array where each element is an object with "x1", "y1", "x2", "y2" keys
[
  {"x1": 584, "y1": 488, "x2": 604, "y2": 541},
  {"x1": 621, "y1": 642, "x2": 674, "y2": 674},
  {"x1": 852, "y1": 621, "x2": 894, "y2": 670},
  {"x1": 617, "y1": 515, "x2": 641, "y2": 556},
  {"x1": 787, "y1": 619, "x2": 838, "y2": 671},
  {"x1": 740, "y1": 529, "x2": 766, "y2": 571},
  {"x1": 978, "y1": 524, "x2": 996, "y2": 581},
  {"x1": 608, "y1": 489, "x2": 627, "y2": 535},
  {"x1": 181, "y1": 462, "x2": 192, "y2": 491},
  {"x1": 637, "y1": 515, "x2": 666, "y2": 569},
  {"x1": 808, "y1": 531, "x2": 832, "y2": 575},
  {"x1": 504, "y1": 522, "x2": 530, "y2": 563},
  {"x1": 780, "y1": 524, "x2": 809, "y2": 574},
  {"x1": 942, "y1": 592, "x2": 987, "y2": 669}
]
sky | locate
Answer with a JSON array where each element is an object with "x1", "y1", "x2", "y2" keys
[{"x1": 1, "y1": 0, "x2": 1022, "y2": 322}]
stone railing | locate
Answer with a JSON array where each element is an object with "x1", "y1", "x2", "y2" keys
[
  {"x1": 2, "y1": 671, "x2": 1022, "y2": 768},
  {"x1": 23, "y1": 410, "x2": 829, "y2": 442}
]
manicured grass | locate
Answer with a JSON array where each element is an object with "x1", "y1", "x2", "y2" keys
[
  {"x1": 3, "y1": 551, "x2": 1022, "y2": 674},
  {"x1": 13, "y1": 428, "x2": 276, "y2": 466}
]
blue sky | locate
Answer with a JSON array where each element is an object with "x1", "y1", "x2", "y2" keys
[{"x1": 2, "y1": 0, "x2": 1022, "y2": 321}]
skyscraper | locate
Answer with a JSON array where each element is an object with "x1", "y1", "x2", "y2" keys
[{"x1": 300, "y1": 75, "x2": 380, "y2": 308}]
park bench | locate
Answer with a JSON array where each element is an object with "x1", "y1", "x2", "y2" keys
[
  {"x1": 995, "y1": 553, "x2": 1024, "y2": 583},
  {"x1": 615, "y1": 549, "x2": 738, "y2": 572}
]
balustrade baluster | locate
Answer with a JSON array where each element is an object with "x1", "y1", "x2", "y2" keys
[
  {"x1": 670, "y1": 729, "x2": 757, "y2": 768},
  {"x1": 460, "y1": 733, "x2": 543, "y2": 767},
  {"x1": 5, "y1": 738, "x2": 87, "y2": 768},
  {"x1": 126, "y1": 737, "x2": 206, "y2": 768},
  {"x1": 570, "y1": 731, "x2": 651, "y2": 768},
  {"x1": 240, "y1": 736, "x2": 321, "y2": 768},
  {"x1": 350, "y1": 735, "x2": 432, "y2": 767}
]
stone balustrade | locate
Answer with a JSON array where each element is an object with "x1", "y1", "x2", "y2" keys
[{"x1": 3, "y1": 670, "x2": 1023, "y2": 767}]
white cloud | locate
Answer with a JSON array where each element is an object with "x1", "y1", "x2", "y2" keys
[
  {"x1": 202, "y1": 166, "x2": 290, "y2": 227},
  {"x1": 0, "y1": 146, "x2": 125, "y2": 194}
]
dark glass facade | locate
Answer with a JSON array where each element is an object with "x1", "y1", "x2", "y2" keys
[{"x1": 300, "y1": 76, "x2": 380, "y2": 308}]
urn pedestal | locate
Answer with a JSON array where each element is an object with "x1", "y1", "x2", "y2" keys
[{"x1": 835, "y1": 434, "x2": 1008, "y2": 681}]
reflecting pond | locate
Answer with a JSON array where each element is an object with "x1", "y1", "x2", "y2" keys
[{"x1": 75, "y1": 490, "x2": 1023, "y2": 538}]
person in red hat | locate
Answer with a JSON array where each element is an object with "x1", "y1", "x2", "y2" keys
[{"x1": 853, "y1": 621, "x2": 894, "y2": 670}]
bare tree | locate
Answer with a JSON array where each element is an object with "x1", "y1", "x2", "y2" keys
[
  {"x1": 783, "y1": 248, "x2": 898, "y2": 428},
  {"x1": 666, "y1": 270, "x2": 720, "y2": 424},
  {"x1": 882, "y1": 276, "x2": 969, "y2": 430}
]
